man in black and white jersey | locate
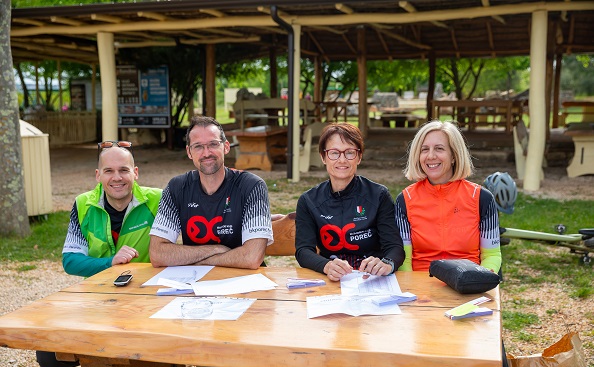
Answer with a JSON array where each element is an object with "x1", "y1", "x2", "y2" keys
[{"x1": 149, "y1": 116, "x2": 273, "y2": 269}]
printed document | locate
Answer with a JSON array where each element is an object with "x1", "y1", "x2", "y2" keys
[
  {"x1": 150, "y1": 296, "x2": 255, "y2": 320},
  {"x1": 142, "y1": 265, "x2": 214, "y2": 286},
  {"x1": 192, "y1": 273, "x2": 278, "y2": 296},
  {"x1": 306, "y1": 295, "x2": 402, "y2": 318},
  {"x1": 340, "y1": 271, "x2": 403, "y2": 296}
]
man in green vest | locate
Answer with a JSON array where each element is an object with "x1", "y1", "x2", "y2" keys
[{"x1": 37, "y1": 141, "x2": 162, "y2": 367}]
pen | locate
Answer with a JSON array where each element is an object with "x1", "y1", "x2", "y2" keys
[{"x1": 286, "y1": 278, "x2": 326, "y2": 289}]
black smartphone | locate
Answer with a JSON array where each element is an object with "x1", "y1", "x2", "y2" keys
[{"x1": 113, "y1": 274, "x2": 133, "y2": 287}]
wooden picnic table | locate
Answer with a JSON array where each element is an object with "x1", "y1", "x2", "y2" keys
[
  {"x1": 431, "y1": 99, "x2": 523, "y2": 133},
  {"x1": 225, "y1": 125, "x2": 288, "y2": 171},
  {"x1": 0, "y1": 263, "x2": 503, "y2": 367}
]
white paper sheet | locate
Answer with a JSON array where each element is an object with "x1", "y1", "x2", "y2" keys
[
  {"x1": 141, "y1": 266, "x2": 214, "y2": 287},
  {"x1": 306, "y1": 295, "x2": 402, "y2": 318},
  {"x1": 150, "y1": 296, "x2": 256, "y2": 320},
  {"x1": 340, "y1": 271, "x2": 403, "y2": 296},
  {"x1": 192, "y1": 273, "x2": 278, "y2": 296}
]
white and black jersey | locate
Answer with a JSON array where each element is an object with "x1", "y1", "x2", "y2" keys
[{"x1": 150, "y1": 168, "x2": 273, "y2": 248}]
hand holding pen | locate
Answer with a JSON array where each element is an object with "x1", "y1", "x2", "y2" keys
[{"x1": 323, "y1": 255, "x2": 353, "y2": 282}]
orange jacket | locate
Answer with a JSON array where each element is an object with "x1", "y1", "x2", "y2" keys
[{"x1": 403, "y1": 179, "x2": 481, "y2": 271}]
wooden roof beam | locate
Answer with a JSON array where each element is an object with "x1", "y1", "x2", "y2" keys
[
  {"x1": 179, "y1": 30, "x2": 207, "y2": 39},
  {"x1": 376, "y1": 28, "x2": 431, "y2": 50},
  {"x1": 203, "y1": 28, "x2": 245, "y2": 37},
  {"x1": 398, "y1": 1, "x2": 449, "y2": 28},
  {"x1": 335, "y1": 3, "x2": 392, "y2": 30},
  {"x1": 450, "y1": 29, "x2": 460, "y2": 59},
  {"x1": 159, "y1": 30, "x2": 206, "y2": 39},
  {"x1": 12, "y1": 2, "x2": 594, "y2": 38},
  {"x1": 481, "y1": 0, "x2": 506, "y2": 24},
  {"x1": 308, "y1": 26, "x2": 346, "y2": 35},
  {"x1": 137, "y1": 12, "x2": 170, "y2": 21},
  {"x1": 375, "y1": 28, "x2": 392, "y2": 61},
  {"x1": 306, "y1": 31, "x2": 330, "y2": 63},
  {"x1": 257, "y1": 6, "x2": 288, "y2": 18},
  {"x1": 56, "y1": 42, "x2": 97, "y2": 52},
  {"x1": 556, "y1": 23, "x2": 564, "y2": 45},
  {"x1": 118, "y1": 31, "x2": 160, "y2": 40},
  {"x1": 115, "y1": 36, "x2": 260, "y2": 48},
  {"x1": 199, "y1": 9, "x2": 226, "y2": 18},
  {"x1": 11, "y1": 42, "x2": 97, "y2": 59},
  {"x1": 12, "y1": 18, "x2": 45, "y2": 27},
  {"x1": 335, "y1": 4, "x2": 354, "y2": 14},
  {"x1": 341, "y1": 34, "x2": 356, "y2": 55},
  {"x1": 50, "y1": 16, "x2": 84, "y2": 27},
  {"x1": 13, "y1": 49, "x2": 97, "y2": 64},
  {"x1": 561, "y1": 0, "x2": 571, "y2": 22},
  {"x1": 486, "y1": 22, "x2": 496, "y2": 58},
  {"x1": 567, "y1": 14, "x2": 575, "y2": 54},
  {"x1": 91, "y1": 14, "x2": 124, "y2": 24}
]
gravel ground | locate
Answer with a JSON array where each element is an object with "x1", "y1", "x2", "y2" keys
[
  {"x1": 0, "y1": 261, "x2": 81, "y2": 367},
  {"x1": 2, "y1": 145, "x2": 593, "y2": 367}
]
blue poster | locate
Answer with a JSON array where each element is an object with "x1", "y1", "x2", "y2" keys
[{"x1": 117, "y1": 65, "x2": 171, "y2": 128}]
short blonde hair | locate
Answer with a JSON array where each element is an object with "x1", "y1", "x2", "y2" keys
[{"x1": 403, "y1": 120, "x2": 474, "y2": 182}]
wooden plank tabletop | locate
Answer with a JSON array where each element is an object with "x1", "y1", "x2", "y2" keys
[
  {"x1": 0, "y1": 291, "x2": 501, "y2": 367},
  {"x1": 62, "y1": 264, "x2": 501, "y2": 310}
]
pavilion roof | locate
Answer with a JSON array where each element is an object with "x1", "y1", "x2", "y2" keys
[{"x1": 10, "y1": 0, "x2": 594, "y2": 65}]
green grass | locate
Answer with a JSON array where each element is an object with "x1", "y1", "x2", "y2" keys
[{"x1": 0, "y1": 211, "x2": 70, "y2": 262}]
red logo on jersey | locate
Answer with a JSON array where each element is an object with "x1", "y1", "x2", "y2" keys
[
  {"x1": 187, "y1": 216, "x2": 223, "y2": 244},
  {"x1": 320, "y1": 223, "x2": 358, "y2": 251}
]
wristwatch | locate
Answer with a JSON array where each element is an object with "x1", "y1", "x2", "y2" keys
[{"x1": 381, "y1": 257, "x2": 395, "y2": 274}]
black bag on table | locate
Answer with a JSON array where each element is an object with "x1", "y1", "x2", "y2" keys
[{"x1": 429, "y1": 259, "x2": 500, "y2": 294}]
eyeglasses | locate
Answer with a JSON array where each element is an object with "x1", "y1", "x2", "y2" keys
[
  {"x1": 97, "y1": 141, "x2": 133, "y2": 157},
  {"x1": 324, "y1": 148, "x2": 360, "y2": 161},
  {"x1": 189, "y1": 140, "x2": 224, "y2": 153}
]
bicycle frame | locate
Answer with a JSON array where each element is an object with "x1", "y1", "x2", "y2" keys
[{"x1": 500, "y1": 227, "x2": 594, "y2": 264}]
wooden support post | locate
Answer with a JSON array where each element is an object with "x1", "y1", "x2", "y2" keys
[
  {"x1": 205, "y1": 44, "x2": 216, "y2": 118},
  {"x1": 357, "y1": 26, "x2": 368, "y2": 138}
]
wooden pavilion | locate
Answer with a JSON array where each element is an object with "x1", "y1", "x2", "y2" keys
[{"x1": 9, "y1": 0, "x2": 594, "y2": 188}]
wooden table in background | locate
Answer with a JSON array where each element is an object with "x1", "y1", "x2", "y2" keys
[
  {"x1": 376, "y1": 107, "x2": 422, "y2": 128},
  {"x1": 431, "y1": 99, "x2": 523, "y2": 133},
  {"x1": 0, "y1": 264, "x2": 502, "y2": 367},
  {"x1": 225, "y1": 126, "x2": 287, "y2": 171}
]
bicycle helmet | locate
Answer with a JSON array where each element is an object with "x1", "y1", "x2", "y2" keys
[{"x1": 483, "y1": 172, "x2": 517, "y2": 214}]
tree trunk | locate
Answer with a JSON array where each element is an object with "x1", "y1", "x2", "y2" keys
[{"x1": 0, "y1": 0, "x2": 31, "y2": 237}]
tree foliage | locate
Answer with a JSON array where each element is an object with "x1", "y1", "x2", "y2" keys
[
  {"x1": 561, "y1": 55, "x2": 594, "y2": 97},
  {"x1": 368, "y1": 59, "x2": 428, "y2": 95}
]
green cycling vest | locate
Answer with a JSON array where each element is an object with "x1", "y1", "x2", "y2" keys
[{"x1": 75, "y1": 182, "x2": 162, "y2": 263}]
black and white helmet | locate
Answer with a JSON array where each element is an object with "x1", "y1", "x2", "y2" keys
[{"x1": 483, "y1": 172, "x2": 517, "y2": 214}]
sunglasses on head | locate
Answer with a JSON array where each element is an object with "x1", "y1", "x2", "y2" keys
[{"x1": 97, "y1": 141, "x2": 133, "y2": 157}]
